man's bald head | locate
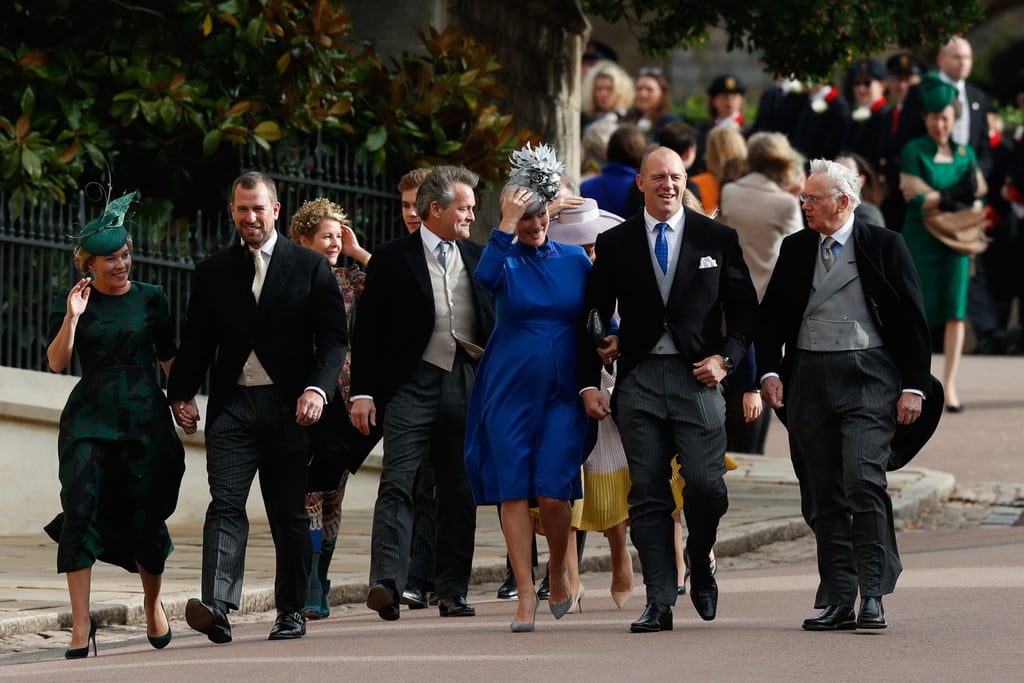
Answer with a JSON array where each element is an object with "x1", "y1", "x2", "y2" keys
[
  {"x1": 938, "y1": 36, "x2": 973, "y2": 82},
  {"x1": 637, "y1": 147, "x2": 686, "y2": 221}
]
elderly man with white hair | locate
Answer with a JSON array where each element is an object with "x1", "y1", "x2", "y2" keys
[{"x1": 755, "y1": 159, "x2": 933, "y2": 632}]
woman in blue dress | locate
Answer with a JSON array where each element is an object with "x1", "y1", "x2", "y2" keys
[{"x1": 465, "y1": 144, "x2": 592, "y2": 631}]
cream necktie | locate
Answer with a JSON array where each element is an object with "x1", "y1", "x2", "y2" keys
[{"x1": 251, "y1": 248, "x2": 267, "y2": 301}]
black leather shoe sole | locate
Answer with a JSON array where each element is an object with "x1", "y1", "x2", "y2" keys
[
  {"x1": 185, "y1": 599, "x2": 232, "y2": 644},
  {"x1": 400, "y1": 590, "x2": 428, "y2": 609},
  {"x1": 803, "y1": 619, "x2": 856, "y2": 631},
  {"x1": 268, "y1": 614, "x2": 306, "y2": 640},
  {"x1": 268, "y1": 628, "x2": 305, "y2": 640},
  {"x1": 367, "y1": 585, "x2": 400, "y2": 621},
  {"x1": 802, "y1": 608, "x2": 857, "y2": 631},
  {"x1": 630, "y1": 618, "x2": 672, "y2": 633},
  {"x1": 630, "y1": 610, "x2": 673, "y2": 633},
  {"x1": 856, "y1": 618, "x2": 887, "y2": 629},
  {"x1": 438, "y1": 601, "x2": 476, "y2": 617}
]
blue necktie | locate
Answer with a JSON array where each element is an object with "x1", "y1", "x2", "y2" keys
[{"x1": 655, "y1": 222, "x2": 669, "y2": 274}]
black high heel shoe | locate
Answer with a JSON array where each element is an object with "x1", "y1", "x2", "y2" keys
[
  {"x1": 148, "y1": 602, "x2": 172, "y2": 649},
  {"x1": 65, "y1": 616, "x2": 97, "y2": 659},
  {"x1": 148, "y1": 626, "x2": 172, "y2": 649}
]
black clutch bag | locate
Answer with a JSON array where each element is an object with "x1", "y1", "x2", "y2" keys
[{"x1": 586, "y1": 308, "x2": 608, "y2": 349}]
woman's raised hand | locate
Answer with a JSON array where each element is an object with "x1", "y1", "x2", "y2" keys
[
  {"x1": 66, "y1": 277, "x2": 92, "y2": 318},
  {"x1": 340, "y1": 223, "x2": 372, "y2": 266},
  {"x1": 499, "y1": 186, "x2": 534, "y2": 233}
]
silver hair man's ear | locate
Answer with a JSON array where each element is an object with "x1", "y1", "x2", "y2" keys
[{"x1": 507, "y1": 143, "x2": 565, "y2": 205}]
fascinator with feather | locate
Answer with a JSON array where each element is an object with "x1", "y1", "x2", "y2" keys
[
  {"x1": 506, "y1": 142, "x2": 565, "y2": 215},
  {"x1": 71, "y1": 191, "x2": 137, "y2": 255}
]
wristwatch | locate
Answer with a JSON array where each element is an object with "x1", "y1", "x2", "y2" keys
[{"x1": 721, "y1": 355, "x2": 735, "y2": 372}]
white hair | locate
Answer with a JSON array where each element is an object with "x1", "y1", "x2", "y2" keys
[{"x1": 809, "y1": 158, "x2": 862, "y2": 209}]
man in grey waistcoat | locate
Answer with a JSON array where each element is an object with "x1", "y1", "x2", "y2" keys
[
  {"x1": 349, "y1": 166, "x2": 495, "y2": 621},
  {"x1": 580, "y1": 147, "x2": 758, "y2": 633},
  {"x1": 756, "y1": 159, "x2": 932, "y2": 631}
]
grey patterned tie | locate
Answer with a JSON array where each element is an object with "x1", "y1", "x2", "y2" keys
[
  {"x1": 821, "y1": 236, "x2": 836, "y2": 272},
  {"x1": 437, "y1": 241, "x2": 452, "y2": 271}
]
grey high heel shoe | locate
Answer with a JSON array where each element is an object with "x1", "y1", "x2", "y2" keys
[
  {"x1": 510, "y1": 594, "x2": 540, "y2": 633},
  {"x1": 548, "y1": 570, "x2": 574, "y2": 620}
]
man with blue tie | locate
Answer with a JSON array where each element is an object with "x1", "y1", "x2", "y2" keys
[
  {"x1": 580, "y1": 147, "x2": 758, "y2": 633},
  {"x1": 756, "y1": 159, "x2": 932, "y2": 631}
]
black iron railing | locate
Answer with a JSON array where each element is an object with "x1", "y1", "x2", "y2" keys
[{"x1": 1, "y1": 139, "x2": 400, "y2": 378}]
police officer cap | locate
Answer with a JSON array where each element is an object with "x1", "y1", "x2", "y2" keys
[
  {"x1": 74, "y1": 191, "x2": 136, "y2": 255},
  {"x1": 886, "y1": 52, "x2": 925, "y2": 77},
  {"x1": 707, "y1": 74, "x2": 746, "y2": 96},
  {"x1": 848, "y1": 58, "x2": 887, "y2": 82}
]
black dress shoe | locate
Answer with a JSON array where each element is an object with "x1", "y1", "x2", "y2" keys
[
  {"x1": 367, "y1": 583, "x2": 401, "y2": 621},
  {"x1": 437, "y1": 596, "x2": 476, "y2": 617},
  {"x1": 629, "y1": 602, "x2": 673, "y2": 633},
  {"x1": 857, "y1": 596, "x2": 887, "y2": 629},
  {"x1": 268, "y1": 611, "x2": 306, "y2": 640},
  {"x1": 496, "y1": 568, "x2": 519, "y2": 600},
  {"x1": 401, "y1": 586, "x2": 429, "y2": 610},
  {"x1": 185, "y1": 598, "x2": 232, "y2": 644},
  {"x1": 689, "y1": 578, "x2": 718, "y2": 621},
  {"x1": 537, "y1": 571, "x2": 551, "y2": 600},
  {"x1": 802, "y1": 605, "x2": 857, "y2": 631}
]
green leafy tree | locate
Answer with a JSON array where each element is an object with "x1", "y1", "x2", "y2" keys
[
  {"x1": 342, "y1": 25, "x2": 534, "y2": 183},
  {"x1": 0, "y1": 1, "x2": 530, "y2": 218},
  {"x1": 583, "y1": 0, "x2": 986, "y2": 80}
]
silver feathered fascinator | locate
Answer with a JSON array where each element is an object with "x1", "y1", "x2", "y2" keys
[{"x1": 507, "y1": 142, "x2": 565, "y2": 214}]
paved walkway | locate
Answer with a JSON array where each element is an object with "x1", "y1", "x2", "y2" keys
[{"x1": 0, "y1": 453, "x2": 955, "y2": 640}]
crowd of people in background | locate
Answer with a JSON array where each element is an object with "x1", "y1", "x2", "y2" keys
[
  {"x1": 580, "y1": 36, "x2": 1024, "y2": 365},
  {"x1": 43, "y1": 32, "x2": 1024, "y2": 657}
]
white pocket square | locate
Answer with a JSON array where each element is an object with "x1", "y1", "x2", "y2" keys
[{"x1": 699, "y1": 256, "x2": 718, "y2": 269}]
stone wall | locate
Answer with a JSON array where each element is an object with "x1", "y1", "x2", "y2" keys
[{"x1": 0, "y1": 366, "x2": 382, "y2": 536}]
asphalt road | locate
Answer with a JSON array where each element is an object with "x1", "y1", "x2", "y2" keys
[
  {"x1": 4, "y1": 354, "x2": 1021, "y2": 680},
  {"x1": 763, "y1": 354, "x2": 1024, "y2": 484},
  {"x1": 3, "y1": 521, "x2": 1021, "y2": 682}
]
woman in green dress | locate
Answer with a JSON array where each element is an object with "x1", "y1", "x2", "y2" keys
[
  {"x1": 900, "y1": 75, "x2": 987, "y2": 413},
  {"x1": 45, "y1": 192, "x2": 186, "y2": 658}
]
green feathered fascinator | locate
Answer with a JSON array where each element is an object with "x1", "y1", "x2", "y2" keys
[{"x1": 72, "y1": 191, "x2": 136, "y2": 255}]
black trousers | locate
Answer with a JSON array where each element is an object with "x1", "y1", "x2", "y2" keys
[{"x1": 202, "y1": 385, "x2": 311, "y2": 613}]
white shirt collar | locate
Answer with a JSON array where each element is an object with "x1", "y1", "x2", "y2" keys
[
  {"x1": 419, "y1": 224, "x2": 449, "y2": 253},
  {"x1": 245, "y1": 228, "x2": 278, "y2": 258},
  {"x1": 822, "y1": 214, "x2": 856, "y2": 247},
  {"x1": 938, "y1": 70, "x2": 965, "y2": 91},
  {"x1": 643, "y1": 206, "x2": 686, "y2": 233}
]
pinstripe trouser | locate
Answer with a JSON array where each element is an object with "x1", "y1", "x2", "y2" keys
[
  {"x1": 786, "y1": 347, "x2": 902, "y2": 608},
  {"x1": 202, "y1": 385, "x2": 311, "y2": 613},
  {"x1": 369, "y1": 355, "x2": 476, "y2": 599},
  {"x1": 614, "y1": 355, "x2": 729, "y2": 606}
]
